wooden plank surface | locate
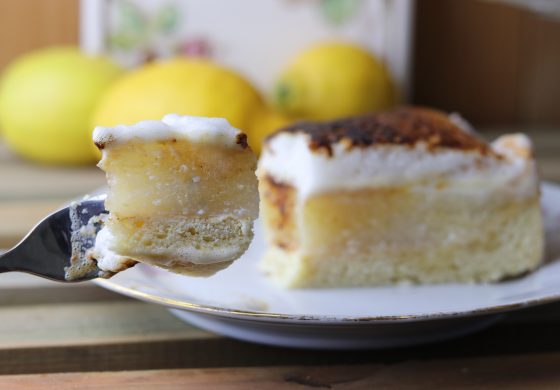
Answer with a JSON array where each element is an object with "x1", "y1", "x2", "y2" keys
[
  {"x1": 0, "y1": 144, "x2": 105, "y2": 201},
  {"x1": 413, "y1": 0, "x2": 560, "y2": 125},
  {"x1": 0, "y1": 143, "x2": 103, "y2": 248},
  {"x1": 5, "y1": 352, "x2": 560, "y2": 390},
  {"x1": 0, "y1": 296, "x2": 557, "y2": 376},
  {"x1": 0, "y1": 0, "x2": 78, "y2": 72}
]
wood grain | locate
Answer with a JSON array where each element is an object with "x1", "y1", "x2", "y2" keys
[
  {"x1": 0, "y1": 142, "x2": 104, "y2": 248},
  {"x1": 517, "y1": 12, "x2": 560, "y2": 125},
  {"x1": 0, "y1": 144, "x2": 104, "y2": 201},
  {"x1": 413, "y1": 0, "x2": 523, "y2": 125},
  {"x1": 0, "y1": 199, "x2": 72, "y2": 248},
  {"x1": 413, "y1": 0, "x2": 560, "y2": 126},
  {"x1": 4, "y1": 354, "x2": 560, "y2": 390},
  {"x1": 0, "y1": 284, "x2": 127, "y2": 306},
  {"x1": 0, "y1": 300, "x2": 557, "y2": 375},
  {"x1": 0, "y1": 0, "x2": 78, "y2": 71},
  {"x1": 0, "y1": 366, "x2": 377, "y2": 390}
]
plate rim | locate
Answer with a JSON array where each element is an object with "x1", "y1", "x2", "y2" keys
[
  {"x1": 93, "y1": 276, "x2": 560, "y2": 324},
  {"x1": 93, "y1": 181, "x2": 560, "y2": 324}
]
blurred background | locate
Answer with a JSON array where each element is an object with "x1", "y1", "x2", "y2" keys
[{"x1": 0, "y1": 0, "x2": 559, "y2": 248}]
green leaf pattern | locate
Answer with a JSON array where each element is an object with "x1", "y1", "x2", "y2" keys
[
  {"x1": 321, "y1": 0, "x2": 364, "y2": 25},
  {"x1": 108, "y1": 0, "x2": 180, "y2": 51}
]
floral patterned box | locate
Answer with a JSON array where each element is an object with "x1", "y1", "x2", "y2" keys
[{"x1": 80, "y1": 0, "x2": 414, "y2": 98}]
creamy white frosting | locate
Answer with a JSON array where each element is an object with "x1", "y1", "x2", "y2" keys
[
  {"x1": 448, "y1": 112, "x2": 475, "y2": 134},
  {"x1": 258, "y1": 132, "x2": 538, "y2": 200},
  {"x1": 93, "y1": 114, "x2": 242, "y2": 148},
  {"x1": 91, "y1": 226, "x2": 134, "y2": 272}
]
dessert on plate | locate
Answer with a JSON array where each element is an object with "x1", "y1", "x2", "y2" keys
[
  {"x1": 257, "y1": 107, "x2": 543, "y2": 288},
  {"x1": 92, "y1": 114, "x2": 259, "y2": 276}
]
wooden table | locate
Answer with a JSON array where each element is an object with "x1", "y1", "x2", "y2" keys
[{"x1": 0, "y1": 130, "x2": 559, "y2": 389}]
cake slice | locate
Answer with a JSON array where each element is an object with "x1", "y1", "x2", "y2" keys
[
  {"x1": 257, "y1": 107, "x2": 543, "y2": 287},
  {"x1": 92, "y1": 114, "x2": 259, "y2": 276}
]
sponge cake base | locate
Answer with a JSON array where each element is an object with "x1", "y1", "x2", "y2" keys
[{"x1": 259, "y1": 179, "x2": 543, "y2": 288}]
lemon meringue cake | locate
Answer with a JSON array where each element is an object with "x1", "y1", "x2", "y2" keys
[
  {"x1": 92, "y1": 114, "x2": 259, "y2": 276},
  {"x1": 257, "y1": 107, "x2": 543, "y2": 288}
]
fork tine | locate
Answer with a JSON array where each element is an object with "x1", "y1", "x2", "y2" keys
[{"x1": 0, "y1": 198, "x2": 107, "y2": 282}]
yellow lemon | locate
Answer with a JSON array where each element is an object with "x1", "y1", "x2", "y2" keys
[
  {"x1": 272, "y1": 42, "x2": 396, "y2": 121},
  {"x1": 247, "y1": 107, "x2": 292, "y2": 154},
  {"x1": 0, "y1": 47, "x2": 122, "y2": 164},
  {"x1": 93, "y1": 58, "x2": 268, "y2": 156}
]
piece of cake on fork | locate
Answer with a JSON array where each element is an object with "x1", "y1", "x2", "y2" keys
[
  {"x1": 257, "y1": 107, "x2": 543, "y2": 288},
  {"x1": 92, "y1": 114, "x2": 259, "y2": 276}
]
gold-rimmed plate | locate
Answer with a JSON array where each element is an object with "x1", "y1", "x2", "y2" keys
[{"x1": 94, "y1": 182, "x2": 560, "y2": 349}]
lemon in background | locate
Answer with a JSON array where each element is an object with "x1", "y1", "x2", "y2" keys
[
  {"x1": 0, "y1": 47, "x2": 122, "y2": 164},
  {"x1": 249, "y1": 107, "x2": 292, "y2": 155},
  {"x1": 272, "y1": 42, "x2": 396, "y2": 121},
  {"x1": 93, "y1": 58, "x2": 279, "y2": 154}
]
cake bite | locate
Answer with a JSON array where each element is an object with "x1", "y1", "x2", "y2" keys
[
  {"x1": 92, "y1": 114, "x2": 259, "y2": 276},
  {"x1": 257, "y1": 107, "x2": 543, "y2": 288}
]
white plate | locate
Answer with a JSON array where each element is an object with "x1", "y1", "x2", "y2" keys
[{"x1": 95, "y1": 182, "x2": 560, "y2": 349}]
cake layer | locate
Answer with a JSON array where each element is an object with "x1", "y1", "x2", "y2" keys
[
  {"x1": 107, "y1": 214, "x2": 253, "y2": 266},
  {"x1": 259, "y1": 182, "x2": 543, "y2": 287}
]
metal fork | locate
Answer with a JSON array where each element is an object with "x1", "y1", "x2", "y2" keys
[{"x1": 0, "y1": 196, "x2": 108, "y2": 282}]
